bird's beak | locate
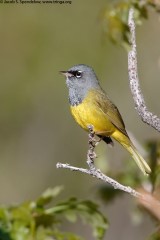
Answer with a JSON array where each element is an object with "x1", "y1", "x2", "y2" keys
[{"x1": 59, "y1": 71, "x2": 73, "y2": 77}]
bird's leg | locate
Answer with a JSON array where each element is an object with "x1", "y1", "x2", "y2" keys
[{"x1": 95, "y1": 135, "x2": 103, "y2": 145}]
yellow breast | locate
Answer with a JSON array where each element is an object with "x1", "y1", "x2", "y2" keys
[{"x1": 70, "y1": 90, "x2": 115, "y2": 136}]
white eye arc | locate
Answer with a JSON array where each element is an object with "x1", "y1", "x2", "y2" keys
[{"x1": 75, "y1": 71, "x2": 82, "y2": 78}]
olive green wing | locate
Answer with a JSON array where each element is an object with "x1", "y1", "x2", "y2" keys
[{"x1": 94, "y1": 89, "x2": 128, "y2": 137}]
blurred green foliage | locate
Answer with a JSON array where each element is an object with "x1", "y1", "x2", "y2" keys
[
  {"x1": 149, "y1": 229, "x2": 160, "y2": 240},
  {"x1": 147, "y1": 141, "x2": 160, "y2": 191},
  {"x1": 101, "y1": 0, "x2": 160, "y2": 48},
  {"x1": 0, "y1": 186, "x2": 108, "y2": 240}
]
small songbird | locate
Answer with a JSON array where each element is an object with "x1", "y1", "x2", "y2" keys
[{"x1": 60, "y1": 64, "x2": 151, "y2": 175}]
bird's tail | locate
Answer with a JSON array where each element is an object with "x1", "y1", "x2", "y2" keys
[
  {"x1": 111, "y1": 131, "x2": 151, "y2": 175},
  {"x1": 125, "y1": 143, "x2": 151, "y2": 175}
]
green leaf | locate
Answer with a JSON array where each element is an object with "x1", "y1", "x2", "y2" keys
[
  {"x1": 36, "y1": 186, "x2": 64, "y2": 207},
  {"x1": 52, "y1": 229, "x2": 84, "y2": 240},
  {"x1": 77, "y1": 200, "x2": 108, "y2": 240},
  {"x1": 63, "y1": 210, "x2": 77, "y2": 222},
  {"x1": 46, "y1": 198, "x2": 108, "y2": 240}
]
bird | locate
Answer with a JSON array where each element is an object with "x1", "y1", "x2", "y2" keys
[{"x1": 60, "y1": 64, "x2": 151, "y2": 175}]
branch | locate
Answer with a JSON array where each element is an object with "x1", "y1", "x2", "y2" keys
[
  {"x1": 138, "y1": 188, "x2": 160, "y2": 221},
  {"x1": 57, "y1": 126, "x2": 142, "y2": 199},
  {"x1": 128, "y1": 8, "x2": 160, "y2": 132}
]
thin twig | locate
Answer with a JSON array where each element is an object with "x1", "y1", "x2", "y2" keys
[
  {"x1": 57, "y1": 125, "x2": 142, "y2": 199},
  {"x1": 128, "y1": 8, "x2": 160, "y2": 132},
  {"x1": 56, "y1": 162, "x2": 142, "y2": 198}
]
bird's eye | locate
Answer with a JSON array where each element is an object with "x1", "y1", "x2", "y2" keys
[{"x1": 75, "y1": 71, "x2": 82, "y2": 78}]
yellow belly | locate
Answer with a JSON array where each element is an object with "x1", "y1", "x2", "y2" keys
[{"x1": 70, "y1": 92, "x2": 115, "y2": 136}]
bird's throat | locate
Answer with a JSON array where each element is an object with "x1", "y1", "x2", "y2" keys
[{"x1": 68, "y1": 88, "x2": 85, "y2": 106}]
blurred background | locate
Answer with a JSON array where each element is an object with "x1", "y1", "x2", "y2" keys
[{"x1": 0, "y1": 1, "x2": 159, "y2": 239}]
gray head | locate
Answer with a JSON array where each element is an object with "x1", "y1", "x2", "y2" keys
[{"x1": 60, "y1": 64, "x2": 101, "y2": 106}]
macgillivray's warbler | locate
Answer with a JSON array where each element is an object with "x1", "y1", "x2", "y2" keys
[{"x1": 60, "y1": 64, "x2": 151, "y2": 175}]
